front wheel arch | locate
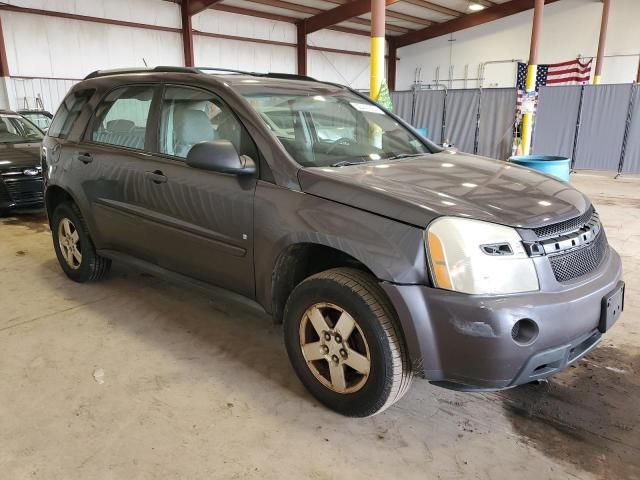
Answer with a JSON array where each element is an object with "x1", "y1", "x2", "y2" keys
[{"x1": 270, "y1": 242, "x2": 378, "y2": 323}]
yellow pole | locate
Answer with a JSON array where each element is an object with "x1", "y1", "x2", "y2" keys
[
  {"x1": 521, "y1": 0, "x2": 545, "y2": 156},
  {"x1": 370, "y1": 37, "x2": 385, "y2": 100},
  {"x1": 520, "y1": 64, "x2": 537, "y2": 156},
  {"x1": 370, "y1": 0, "x2": 385, "y2": 101}
]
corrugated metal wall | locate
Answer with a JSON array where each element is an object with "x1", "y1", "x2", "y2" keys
[
  {"x1": 6, "y1": 78, "x2": 79, "y2": 112},
  {"x1": 0, "y1": 0, "x2": 374, "y2": 112}
]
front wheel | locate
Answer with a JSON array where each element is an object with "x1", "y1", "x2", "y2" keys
[{"x1": 283, "y1": 268, "x2": 413, "y2": 417}]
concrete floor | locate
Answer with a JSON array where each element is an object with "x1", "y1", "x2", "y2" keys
[{"x1": 1, "y1": 172, "x2": 639, "y2": 480}]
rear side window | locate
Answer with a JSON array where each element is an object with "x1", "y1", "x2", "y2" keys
[
  {"x1": 89, "y1": 86, "x2": 154, "y2": 150},
  {"x1": 48, "y1": 90, "x2": 93, "y2": 138}
]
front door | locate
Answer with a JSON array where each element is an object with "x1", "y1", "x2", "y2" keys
[{"x1": 135, "y1": 85, "x2": 258, "y2": 298}]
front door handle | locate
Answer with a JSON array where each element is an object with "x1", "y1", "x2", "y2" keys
[
  {"x1": 144, "y1": 170, "x2": 168, "y2": 184},
  {"x1": 74, "y1": 152, "x2": 93, "y2": 164}
]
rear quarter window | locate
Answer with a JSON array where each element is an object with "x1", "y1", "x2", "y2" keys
[{"x1": 48, "y1": 89, "x2": 94, "y2": 139}]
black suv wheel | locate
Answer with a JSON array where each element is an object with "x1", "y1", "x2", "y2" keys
[
  {"x1": 283, "y1": 268, "x2": 413, "y2": 417},
  {"x1": 51, "y1": 202, "x2": 111, "y2": 282}
]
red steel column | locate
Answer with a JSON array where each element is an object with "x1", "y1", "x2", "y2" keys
[
  {"x1": 387, "y1": 38, "x2": 397, "y2": 91},
  {"x1": 297, "y1": 22, "x2": 307, "y2": 76},
  {"x1": 0, "y1": 16, "x2": 9, "y2": 77},
  {"x1": 181, "y1": 0, "x2": 195, "y2": 67},
  {"x1": 593, "y1": 0, "x2": 610, "y2": 84},
  {"x1": 520, "y1": 0, "x2": 544, "y2": 156}
]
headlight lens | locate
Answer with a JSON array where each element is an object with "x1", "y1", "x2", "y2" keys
[{"x1": 426, "y1": 216, "x2": 539, "y2": 295}]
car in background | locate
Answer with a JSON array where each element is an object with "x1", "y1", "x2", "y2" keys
[
  {"x1": 0, "y1": 110, "x2": 45, "y2": 213},
  {"x1": 18, "y1": 109, "x2": 53, "y2": 132},
  {"x1": 42, "y1": 68, "x2": 623, "y2": 417}
]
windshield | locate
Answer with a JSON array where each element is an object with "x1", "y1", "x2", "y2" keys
[
  {"x1": 21, "y1": 112, "x2": 52, "y2": 131},
  {"x1": 242, "y1": 91, "x2": 430, "y2": 167},
  {"x1": 0, "y1": 114, "x2": 44, "y2": 143}
]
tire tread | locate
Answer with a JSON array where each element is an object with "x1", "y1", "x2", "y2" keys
[{"x1": 298, "y1": 267, "x2": 413, "y2": 416}]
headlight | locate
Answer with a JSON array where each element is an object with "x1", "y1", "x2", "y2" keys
[{"x1": 426, "y1": 216, "x2": 539, "y2": 295}]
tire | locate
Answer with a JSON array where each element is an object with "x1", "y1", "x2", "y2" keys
[
  {"x1": 283, "y1": 267, "x2": 413, "y2": 417},
  {"x1": 51, "y1": 202, "x2": 111, "y2": 282}
]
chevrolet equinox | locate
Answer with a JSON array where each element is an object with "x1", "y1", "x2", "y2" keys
[{"x1": 42, "y1": 67, "x2": 625, "y2": 417}]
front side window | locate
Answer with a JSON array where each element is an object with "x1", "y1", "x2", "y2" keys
[
  {"x1": 0, "y1": 114, "x2": 44, "y2": 144},
  {"x1": 48, "y1": 90, "x2": 92, "y2": 138},
  {"x1": 159, "y1": 86, "x2": 257, "y2": 160},
  {"x1": 90, "y1": 86, "x2": 154, "y2": 150},
  {"x1": 241, "y1": 91, "x2": 429, "y2": 167}
]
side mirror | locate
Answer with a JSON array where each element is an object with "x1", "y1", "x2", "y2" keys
[{"x1": 186, "y1": 140, "x2": 256, "y2": 175}]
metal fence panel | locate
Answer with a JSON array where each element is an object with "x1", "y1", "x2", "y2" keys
[
  {"x1": 390, "y1": 90, "x2": 414, "y2": 124},
  {"x1": 533, "y1": 85, "x2": 582, "y2": 158},
  {"x1": 446, "y1": 89, "x2": 480, "y2": 153},
  {"x1": 574, "y1": 84, "x2": 633, "y2": 171},
  {"x1": 477, "y1": 88, "x2": 517, "y2": 160},
  {"x1": 622, "y1": 86, "x2": 640, "y2": 173},
  {"x1": 413, "y1": 90, "x2": 445, "y2": 143}
]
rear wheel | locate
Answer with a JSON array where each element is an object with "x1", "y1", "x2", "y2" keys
[
  {"x1": 51, "y1": 202, "x2": 111, "y2": 282},
  {"x1": 284, "y1": 268, "x2": 413, "y2": 417}
]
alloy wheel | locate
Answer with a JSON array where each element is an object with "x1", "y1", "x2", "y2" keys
[
  {"x1": 58, "y1": 218, "x2": 82, "y2": 270},
  {"x1": 299, "y1": 302, "x2": 371, "y2": 394}
]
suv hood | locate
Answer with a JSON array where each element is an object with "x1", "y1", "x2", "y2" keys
[
  {"x1": 298, "y1": 152, "x2": 591, "y2": 229},
  {"x1": 0, "y1": 143, "x2": 41, "y2": 169}
]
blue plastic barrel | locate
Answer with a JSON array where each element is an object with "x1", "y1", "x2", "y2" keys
[{"x1": 509, "y1": 155, "x2": 571, "y2": 182}]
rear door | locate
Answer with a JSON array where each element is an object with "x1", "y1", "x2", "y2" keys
[
  {"x1": 125, "y1": 85, "x2": 259, "y2": 298},
  {"x1": 78, "y1": 84, "x2": 159, "y2": 261}
]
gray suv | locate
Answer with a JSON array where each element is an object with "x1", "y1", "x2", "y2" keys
[{"x1": 42, "y1": 67, "x2": 624, "y2": 417}]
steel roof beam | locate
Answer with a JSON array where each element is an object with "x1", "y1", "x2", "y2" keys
[
  {"x1": 400, "y1": 0, "x2": 464, "y2": 17},
  {"x1": 395, "y1": 0, "x2": 559, "y2": 48},
  {"x1": 305, "y1": 0, "x2": 400, "y2": 34},
  {"x1": 322, "y1": 0, "x2": 433, "y2": 26},
  {"x1": 236, "y1": 0, "x2": 408, "y2": 34},
  {"x1": 188, "y1": 0, "x2": 223, "y2": 16}
]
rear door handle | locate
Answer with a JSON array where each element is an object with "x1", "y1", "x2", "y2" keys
[
  {"x1": 74, "y1": 152, "x2": 93, "y2": 164},
  {"x1": 144, "y1": 170, "x2": 168, "y2": 184}
]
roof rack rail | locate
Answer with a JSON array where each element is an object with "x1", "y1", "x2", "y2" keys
[
  {"x1": 84, "y1": 66, "x2": 200, "y2": 80},
  {"x1": 196, "y1": 67, "x2": 254, "y2": 75},
  {"x1": 83, "y1": 66, "x2": 319, "y2": 83},
  {"x1": 261, "y1": 72, "x2": 317, "y2": 82},
  {"x1": 196, "y1": 67, "x2": 317, "y2": 82}
]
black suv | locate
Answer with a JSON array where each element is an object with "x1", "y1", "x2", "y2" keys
[{"x1": 42, "y1": 67, "x2": 624, "y2": 417}]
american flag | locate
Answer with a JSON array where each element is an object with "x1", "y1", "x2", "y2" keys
[{"x1": 516, "y1": 58, "x2": 593, "y2": 110}]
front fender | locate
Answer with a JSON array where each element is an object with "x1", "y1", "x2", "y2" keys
[{"x1": 253, "y1": 181, "x2": 429, "y2": 312}]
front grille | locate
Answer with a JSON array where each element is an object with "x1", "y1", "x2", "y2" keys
[
  {"x1": 4, "y1": 178, "x2": 44, "y2": 204},
  {"x1": 0, "y1": 180, "x2": 10, "y2": 203},
  {"x1": 548, "y1": 231, "x2": 608, "y2": 282},
  {"x1": 533, "y1": 206, "x2": 594, "y2": 239}
]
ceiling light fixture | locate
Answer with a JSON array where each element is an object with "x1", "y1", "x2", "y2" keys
[{"x1": 468, "y1": 2, "x2": 485, "y2": 12}]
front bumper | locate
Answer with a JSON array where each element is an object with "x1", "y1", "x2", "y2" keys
[{"x1": 383, "y1": 246, "x2": 624, "y2": 390}]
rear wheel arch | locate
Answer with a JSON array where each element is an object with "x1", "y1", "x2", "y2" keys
[
  {"x1": 45, "y1": 186, "x2": 98, "y2": 241},
  {"x1": 45, "y1": 186, "x2": 77, "y2": 224}
]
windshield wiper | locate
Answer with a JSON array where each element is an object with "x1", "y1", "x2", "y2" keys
[
  {"x1": 330, "y1": 160, "x2": 367, "y2": 167},
  {"x1": 385, "y1": 153, "x2": 424, "y2": 161}
]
